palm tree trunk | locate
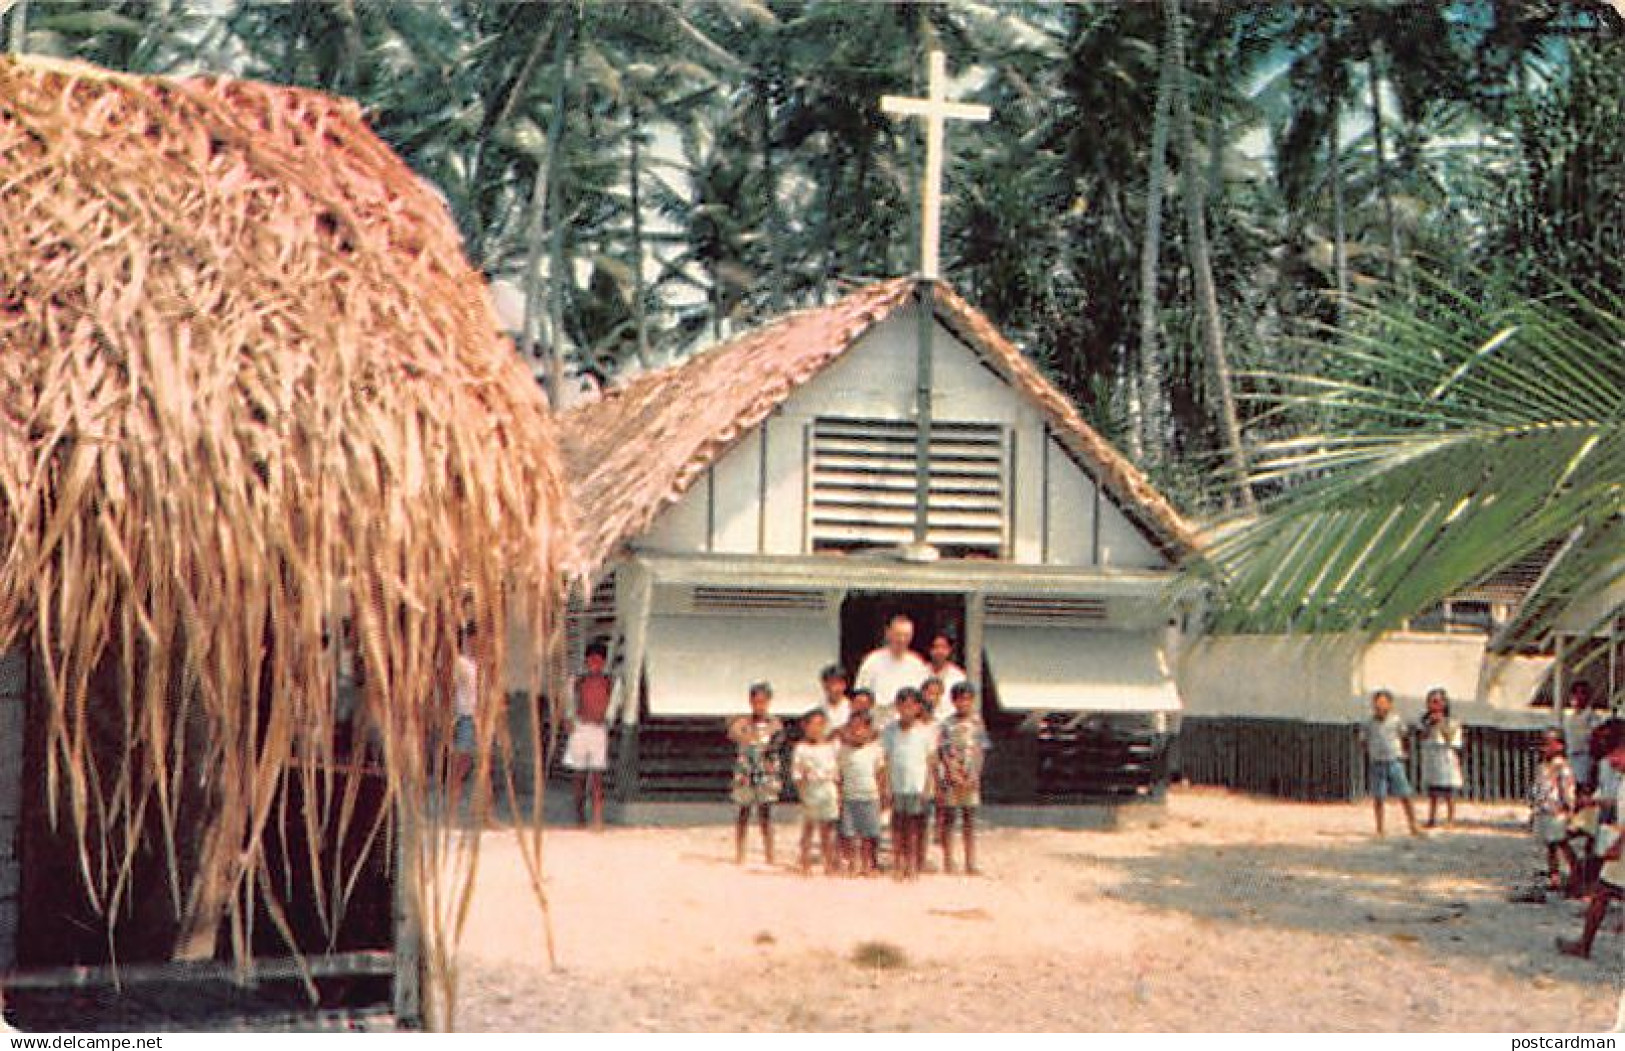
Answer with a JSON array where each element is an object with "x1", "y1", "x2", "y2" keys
[
  {"x1": 1329, "y1": 93, "x2": 1349, "y2": 328},
  {"x1": 1165, "y1": 0, "x2": 1254, "y2": 510},
  {"x1": 759, "y1": 73, "x2": 782, "y2": 314},
  {"x1": 628, "y1": 99, "x2": 650, "y2": 370},
  {"x1": 543, "y1": 8, "x2": 576, "y2": 405},
  {"x1": 1133, "y1": 30, "x2": 1176, "y2": 467},
  {"x1": 1367, "y1": 39, "x2": 1400, "y2": 285}
]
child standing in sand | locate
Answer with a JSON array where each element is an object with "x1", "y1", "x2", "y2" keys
[
  {"x1": 793, "y1": 710, "x2": 840, "y2": 875},
  {"x1": 1417, "y1": 687, "x2": 1464, "y2": 828},
  {"x1": 1560, "y1": 733, "x2": 1625, "y2": 958},
  {"x1": 1360, "y1": 689, "x2": 1421, "y2": 837},
  {"x1": 1532, "y1": 730, "x2": 1580, "y2": 895},
  {"x1": 937, "y1": 681, "x2": 990, "y2": 875},
  {"x1": 837, "y1": 711, "x2": 887, "y2": 876},
  {"x1": 729, "y1": 682, "x2": 784, "y2": 866},
  {"x1": 884, "y1": 688, "x2": 936, "y2": 880},
  {"x1": 564, "y1": 641, "x2": 613, "y2": 830}
]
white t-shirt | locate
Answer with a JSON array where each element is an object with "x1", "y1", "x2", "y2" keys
[
  {"x1": 855, "y1": 648, "x2": 930, "y2": 709},
  {"x1": 821, "y1": 698, "x2": 852, "y2": 733},
  {"x1": 885, "y1": 723, "x2": 935, "y2": 796},
  {"x1": 792, "y1": 740, "x2": 839, "y2": 789},
  {"x1": 1364, "y1": 712, "x2": 1406, "y2": 763},
  {"x1": 454, "y1": 655, "x2": 478, "y2": 717},
  {"x1": 838, "y1": 740, "x2": 886, "y2": 801}
]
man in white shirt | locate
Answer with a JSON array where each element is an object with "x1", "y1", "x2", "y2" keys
[{"x1": 855, "y1": 614, "x2": 930, "y2": 715}]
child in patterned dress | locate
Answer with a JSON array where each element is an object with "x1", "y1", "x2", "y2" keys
[
  {"x1": 728, "y1": 682, "x2": 784, "y2": 866},
  {"x1": 1560, "y1": 733, "x2": 1625, "y2": 958},
  {"x1": 1417, "y1": 687, "x2": 1465, "y2": 828},
  {"x1": 793, "y1": 709, "x2": 840, "y2": 875},
  {"x1": 937, "y1": 681, "x2": 990, "y2": 875},
  {"x1": 1532, "y1": 729, "x2": 1580, "y2": 894}
]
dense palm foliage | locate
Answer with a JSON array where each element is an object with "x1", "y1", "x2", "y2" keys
[
  {"x1": 1207, "y1": 278, "x2": 1625, "y2": 639},
  {"x1": 6, "y1": 0, "x2": 1621, "y2": 629}
]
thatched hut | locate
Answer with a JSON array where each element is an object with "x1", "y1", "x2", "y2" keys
[{"x1": 0, "y1": 57, "x2": 573, "y2": 1029}]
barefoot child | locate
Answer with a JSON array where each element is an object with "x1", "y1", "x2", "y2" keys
[
  {"x1": 1559, "y1": 733, "x2": 1625, "y2": 958},
  {"x1": 729, "y1": 683, "x2": 784, "y2": 865},
  {"x1": 884, "y1": 687, "x2": 935, "y2": 880},
  {"x1": 1532, "y1": 730, "x2": 1580, "y2": 894},
  {"x1": 1417, "y1": 687, "x2": 1464, "y2": 828},
  {"x1": 563, "y1": 641, "x2": 613, "y2": 829},
  {"x1": 1361, "y1": 689, "x2": 1421, "y2": 837},
  {"x1": 837, "y1": 712, "x2": 887, "y2": 875},
  {"x1": 793, "y1": 710, "x2": 840, "y2": 875},
  {"x1": 937, "y1": 681, "x2": 990, "y2": 874}
]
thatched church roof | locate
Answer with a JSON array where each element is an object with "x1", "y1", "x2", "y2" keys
[
  {"x1": 562, "y1": 277, "x2": 1199, "y2": 570},
  {"x1": 0, "y1": 56, "x2": 573, "y2": 1017}
]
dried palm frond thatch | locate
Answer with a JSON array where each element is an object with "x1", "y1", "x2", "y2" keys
[{"x1": 0, "y1": 56, "x2": 574, "y2": 1028}]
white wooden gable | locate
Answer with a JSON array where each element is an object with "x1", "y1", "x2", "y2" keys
[{"x1": 638, "y1": 303, "x2": 1167, "y2": 570}]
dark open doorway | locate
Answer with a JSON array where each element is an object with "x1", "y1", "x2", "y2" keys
[{"x1": 839, "y1": 591, "x2": 966, "y2": 680}]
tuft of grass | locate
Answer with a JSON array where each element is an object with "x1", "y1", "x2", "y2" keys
[
  {"x1": 850, "y1": 940, "x2": 909, "y2": 970},
  {"x1": 754, "y1": 930, "x2": 776, "y2": 945}
]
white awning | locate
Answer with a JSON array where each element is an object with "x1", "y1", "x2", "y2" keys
[
  {"x1": 984, "y1": 626, "x2": 1181, "y2": 712},
  {"x1": 643, "y1": 612, "x2": 837, "y2": 716}
]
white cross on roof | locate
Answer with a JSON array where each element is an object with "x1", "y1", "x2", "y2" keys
[{"x1": 881, "y1": 50, "x2": 991, "y2": 280}]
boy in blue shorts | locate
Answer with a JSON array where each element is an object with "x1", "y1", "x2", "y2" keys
[
  {"x1": 1362, "y1": 689, "x2": 1421, "y2": 837},
  {"x1": 837, "y1": 711, "x2": 887, "y2": 876}
]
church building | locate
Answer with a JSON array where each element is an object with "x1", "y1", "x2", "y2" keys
[{"x1": 556, "y1": 277, "x2": 1200, "y2": 814}]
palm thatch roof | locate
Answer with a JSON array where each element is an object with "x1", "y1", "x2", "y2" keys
[
  {"x1": 0, "y1": 57, "x2": 573, "y2": 1026},
  {"x1": 562, "y1": 277, "x2": 1199, "y2": 570}
]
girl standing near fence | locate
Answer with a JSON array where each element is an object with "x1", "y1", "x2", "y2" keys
[{"x1": 1418, "y1": 687, "x2": 1465, "y2": 827}]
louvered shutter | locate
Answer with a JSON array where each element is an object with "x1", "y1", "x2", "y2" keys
[{"x1": 808, "y1": 417, "x2": 1007, "y2": 555}]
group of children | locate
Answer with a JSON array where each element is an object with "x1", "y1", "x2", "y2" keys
[
  {"x1": 1527, "y1": 687, "x2": 1625, "y2": 959},
  {"x1": 727, "y1": 663, "x2": 990, "y2": 879},
  {"x1": 1360, "y1": 686, "x2": 1467, "y2": 837},
  {"x1": 1362, "y1": 680, "x2": 1625, "y2": 960}
]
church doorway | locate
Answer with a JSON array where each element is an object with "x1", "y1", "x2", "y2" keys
[{"x1": 838, "y1": 591, "x2": 967, "y2": 684}]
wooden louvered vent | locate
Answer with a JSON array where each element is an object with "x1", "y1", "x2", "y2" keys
[
  {"x1": 984, "y1": 594, "x2": 1108, "y2": 626},
  {"x1": 690, "y1": 586, "x2": 827, "y2": 615},
  {"x1": 809, "y1": 417, "x2": 1007, "y2": 556}
]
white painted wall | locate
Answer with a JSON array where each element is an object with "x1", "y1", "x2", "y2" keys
[
  {"x1": 632, "y1": 306, "x2": 1169, "y2": 570},
  {"x1": 1178, "y1": 632, "x2": 1552, "y2": 727}
]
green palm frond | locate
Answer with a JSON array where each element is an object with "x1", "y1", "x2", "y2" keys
[{"x1": 1203, "y1": 277, "x2": 1625, "y2": 638}]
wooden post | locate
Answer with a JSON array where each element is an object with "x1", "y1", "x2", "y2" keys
[
  {"x1": 391, "y1": 800, "x2": 423, "y2": 1028},
  {"x1": 0, "y1": 649, "x2": 25, "y2": 972},
  {"x1": 913, "y1": 282, "x2": 934, "y2": 546}
]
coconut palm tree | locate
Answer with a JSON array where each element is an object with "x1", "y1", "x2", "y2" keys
[{"x1": 1204, "y1": 277, "x2": 1625, "y2": 643}]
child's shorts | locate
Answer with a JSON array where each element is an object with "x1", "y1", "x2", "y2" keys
[
  {"x1": 452, "y1": 713, "x2": 477, "y2": 754},
  {"x1": 800, "y1": 783, "x2": 838, "y2": 823},
  {"x1": 562, "y1": 723, "x2": 609, "y2": 772},
  {"x1": 892, "y1": 792, "x2": 929, "y2": 818},
  {"x1": 1535, "y1": 814, "x2": 1570, "y2": 845},
  {"x1": 840, "y1": 798, "x2": 882, "y2": 839},
  {"x1": 939, "y1": 784, "x2": 981, "y2": 810},
  {"x1": 1368, "y1": 759, "x2": 1412, "y2": 800},
  {"x1": 1602, "y1": 855, "x2": 1625, "y2": 892}
]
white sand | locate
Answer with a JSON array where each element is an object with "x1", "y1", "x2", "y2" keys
[{"x1": 452, "y1": 788, "x2": 1622, "y2": 1032}]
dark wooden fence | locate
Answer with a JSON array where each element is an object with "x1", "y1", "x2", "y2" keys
[{"x1": 1175, "y1": 716, "x2": 1545, "y2": 803}]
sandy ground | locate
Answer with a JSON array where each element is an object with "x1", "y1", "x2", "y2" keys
[{"x1": 450, "y1": 788, "x2": 1624, "y2": 1032}]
